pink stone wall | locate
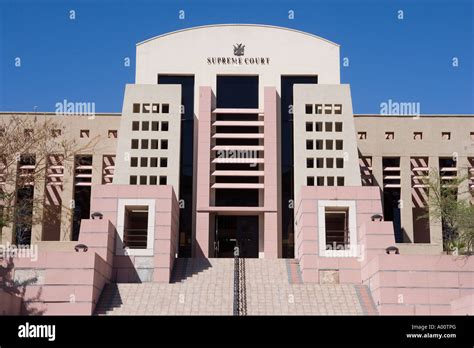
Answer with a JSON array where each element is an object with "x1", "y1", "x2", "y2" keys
[
  {"x1": 0, "y1": 289, "x2": 22, "y2": 315},
  {"x1": 450, "y1": 294, "x2": 474, "y2": 315},
  {"x1": 90, "y1": 184, "x2": 179, "y2": 283}
]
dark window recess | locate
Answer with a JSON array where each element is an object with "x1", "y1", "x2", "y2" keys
[
  {"x1": 158, "y1": 75, "x2": 194, "y2": 257},
  {"x1": 216, "y1": 75, "x2": 258, "y2": 108},
  {"x1": 280, "y1": 75, "x2": 318, "y2": 258},
  {"x1": 215, "y1": 189, "x2": 259, "y2": 207}
]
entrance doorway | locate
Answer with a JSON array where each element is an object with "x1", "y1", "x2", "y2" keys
[{"x1": 214, "y1": 215, "x2": 259, "y2": 258}]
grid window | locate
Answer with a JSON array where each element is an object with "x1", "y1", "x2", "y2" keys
[
  {"x1": 139, "y1": 176, "x2": 147, "y2": 185},
  {"x1": 151, "y1": 139, "x2": 159, "y2": 149},
  {"x1": 160, "y1": 158, "x2": 168, "y2": 168},
  {"x1": 315, "y1": 104, "x2": 323, "y2": 114},
  {"x1": 325, "y1": 122, "x2": 332, "y2": 132},
  {"x1": 315, "y1": 122, "x2": 323, "y2": 132},
  {"x1": 132, "y1": 121, "x2": 139, "y2": 131},
  {"x1": 316, "y1": 158, "x2": 324, "y2": 168},
  {"x1": 358, "y1": 132, "x2": 367, "y2": 140},
  {"x1": 385, "y1": 132, "x2": 395, "y2": 140},
  {"x1": 80, "y1": 129, "x2": 90, "y2": 138},
  {"x1": 142, "y1": 104, "x2": 150, "y2": 113},
  {"x1": 306, "y1": 158, "x2": 314, "y2": 168},
  {"x1": 161, "y1": 121, "x2": 169, "y2": 131},
  {"x1": 132, "y1": 104, "x2": 140, "y2": 113},
  {"x1": 306, "y1": 140, "x2": 313, "y2": 150},
  {"x1": 130, "y1": 176, "x2": 137, "y2": 185},
  {"x1": 140, "y1": 157, "x2": 148, "y2": 167},
  {"x1": 327, "y1": 177, "x2": 335, "y2": 186},
  {"x1": 152, "y1": 103, "x2": 159, "y2": 113},
  {"x1": 306, "y1": 122, "x2": 313, "y2": 132},
  {"x1": 317, "y1": 177, "x2": 324, "y2": 186},
  {"x1": 150, "y1": 158, "x2": 158, "y2": 167},
  {"x1": 442, "y1": 132, "x2": 451, "y2": 140},
  {"x1": 336, "y1": 158, "x2": 344, "y2": 168},
  {"x1": 324, "y1": 104, "x2": 332, "y2": 114},
  {"x1": 307, "y1": 176, "x2": 315, "y2": 186},
  {"x1": 131, "y1": 139, "x2": 139, "y2": 149},
  {"x1": 161, "y1": 139, "x2": 168, "y2": 150},
  {"x1": 141, "y1": 139, "x2": 149, "y2": 149},
  {"x1": 316, "y1": 140, "x2": 323, "y2": 150},
  {"x1": 335, "y1": 122, "x2": 343, "y2": 132},
  {"x1": 305, "y1": 104, "x2": 313, "y2": 114},
  {"x1": 152, "y1": 121, "x2": 159, "y2": 131},
  {"x1": 150, "y1": 176, "x2": 157, "y2": 185},
  {"x1": 413, "y1": 132, "x2": 423, "y2": 140},
  {"x1": 337, "y1": 177, "x2": 344, "y2": 186},
  {"x1": 159, "y1": 176, "x2": 167, "y2": 185},
  {"x1": 162, "y1": 104, "x2": 170, "y2": 114},
  {"x1": 108, "y1": 130, "x2": 118, "y2": 138},
  {"x1": 326, "y1": 140, "x2": 333, "y2": 150},
  {"x1": 142, "y1": 121, "x2": 150, "y2": 131},
  {"x1": 326, "y1": 158, "x2": 334, "y2": 168},
  {"x1": 335, "y1": 140, "x2": 343, "y2": 150},
  {"x1": 130, "y1": 157, "x2": 138, "y2": 167},
  {"x1": 334, "y1": 104, "x2": 342, "y2": 114}
]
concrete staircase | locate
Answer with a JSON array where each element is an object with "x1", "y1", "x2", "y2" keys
[{"x1": 95, "y1": 258, "x2": 377, "y2": 315}]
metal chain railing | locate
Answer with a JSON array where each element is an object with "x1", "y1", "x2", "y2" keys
[{"x1": 232, "y1": 245, "x2": 247, "y2": 316}]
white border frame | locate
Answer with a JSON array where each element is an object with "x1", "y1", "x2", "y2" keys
[
  {"x1": 318, "y1": 200, "x2": 358, "y2": 257},
  {"x1": 116, "y1": 199, "x2": 155, "y2": 256}
]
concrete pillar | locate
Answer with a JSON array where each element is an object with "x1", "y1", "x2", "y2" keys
[
  {"x1": 264, "y1": 212, "x2": 279, "y2": 258},
  {"x1": 457, "y1": 156, "x2": 470, "y2": 202},
  {"x1": 428, "y1": 156, "x2": 443, "y2": 249},
  {"x1": 194, "y1": 87, "x2": 212, "y2": 257},
  {"x1": 1, "y1": 160, "x2": 18, "y2": 244},
  {"x1": 372, "y1": 155, "x2": 384, "y2": 197},
  {"x1": 400, "y1": 156, "x2": 414, "y2": 243},
  {"x1": 60, "y1": 160, "x2": 74, "y2": 241},
  {"x1": 30, "y1": 174, "x2": 45, "y2": 244}
]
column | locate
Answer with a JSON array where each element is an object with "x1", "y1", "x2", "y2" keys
[{"x1": 400, "y1": 156, "x2": 414, "y2": 242}]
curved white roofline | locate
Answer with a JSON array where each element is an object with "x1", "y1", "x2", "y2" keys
[{"x1": 137, "y1": 23, "x2": 339, "y2": 47}]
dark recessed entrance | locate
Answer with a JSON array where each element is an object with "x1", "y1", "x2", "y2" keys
[{"x1": 214, "y1": 215, "x2": 258, "y2": 258}]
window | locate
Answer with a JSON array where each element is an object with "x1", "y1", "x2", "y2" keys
[
  {"x1": 335, "y1": 140, "x2": 343, "y2": 150},
  {"x1": 324, "y1": 104, "x2": 332, "y2": 114},
  {"x1": 315, "y1": 104, "x2": 323, "y2": 114},
  {"x1": 441, "y1": 132, "x2": 451, "y2": 140},
  {"x1": 316, "y1": 140, "x2": 323, "y2": 150},
  {"x1": 315, "y1": 122, "x2": 323, "y2": 132},
  {"x1": 162, "y1": 104, "x2": 170, "y2": 114},
  {"x1": 161, "y1": 121, "x2": 169, "y2": 131},
  {"x1": 335, "y1": 122, "x2": 343, "y2": 132},
  {"x1": 152, "y1": 103, "x2": 159, "y2": 113},
  {"x1": 151, "y1": 139, "x2": 159, "y2": 149},
  {"x1": 130, "y1": 157, "x2": 138, "y2": 167},
  {"x1": 51, "y1": 129, "x2": 61, "y2": 137},
  {"x1": 358, "y1": 132, "x2": 367, "y2": 140},
  {"x1": 317, "y1": 177, "x2": 324, "y2": 186},
  {"x1": 305, "y1": 104, "x2": 313, "y2": 114},
  {"x1": 140, "y1": 157, "x2": 148, "y2": 167},
  {"x1": 316, "y1": 158, "x2": 324, "y2": 168},
  {"x1": 142, "y1": 121, "x2": 149, "y2": 131},
  {"x1": 306, "y1": 158, "x2": 314, "y2": 168},
  {"x1": 139, "y1": 176, "x2": 147, "y2": 185},
  {"x1": 336, "y1": 158, "x2": 344, "y2": 168},
  {"x1": 132, "y1": 121, "x2": 139, "y2": 131},
  {"x1": 150, "y1": 176, "x2": 157, "y2": 185},
  {"x1": 307, "y1": 176, "x2": 315, "y2": 186},
  {"x1": 108, "y1": 130, "x2": 118, "y2": 138},
  {"x1": 160, "y1": 158, "x2": 168, "y2": 168},
  {"x1": 130, "y1": 176, "x2": 137, "y2": 185},
  {"x1": 133, "y1": 104, "x2": 140, "y2": 113},
  {"x1": 327, "y1": 177, "x2": 335, "y2": 186},
  {"x1": 337, "y1": 177, "x2": 344, "y2": 186},
  {"x1": 326, "y1": 140, "x2": 333, "y2": 150},
  {"x1": 80, "y1": 129, "x2": 90, "y2": 138},
  {"x1": 413, "y1": 132, "x2": 422, "y2": 140},
  {"x1": 123, "y1": 205, "x2": 149, "y2": 249},
  {"x1": 306, "y1": 140, "x2": 313, "y2": 150},
  {"x1": 142, "y1": 104, "x2": 150, "y2": 113},
  {"x1": 131, "y1": 139, "x2": 139, "y2": 149},
  {"x1": 150, "y1": 158, "x2": 158, "y2": 167},
  {"x1": 325, "y1": 122, "x2": 332, "y2": 132},
  {"x1": 385, "y1": 132, "x2": 394, "y2": 140},
  {"x1": 334, "y1": 104, "x2": 342, "y2": 114},
  {"x1": 159, "y1": 176, "x2": 167, "y2": 185},
  {"x1": 326, "y1": 158, "x2": 334, "y2": 169},
  {"x1": 141, "y1": 139, "x2": 149, "y2": 149},
  {"x1": 161, "y1": 139, "x2": 168, "y2": 150},
  {"x1": 324, "y1": 208, "x2": 348, "y2": 249},
  {"x1": 152, "y1": 121, "x2": 159, "y2": 131},
  {"x1": 306, "y1": 122, "x2": 313, "y2": 132}
]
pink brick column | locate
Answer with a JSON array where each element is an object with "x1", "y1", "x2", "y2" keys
[
  {"x1": 263, "y1": 87, "x2": 280, "y2": 258},
  {"x1": 195, "y1": 86, "x2": 212, "y2": 257}
]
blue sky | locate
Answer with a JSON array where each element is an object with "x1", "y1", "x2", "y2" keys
[{"x1": 0, "y1": 0, "x2": 472, "y2": 114}]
